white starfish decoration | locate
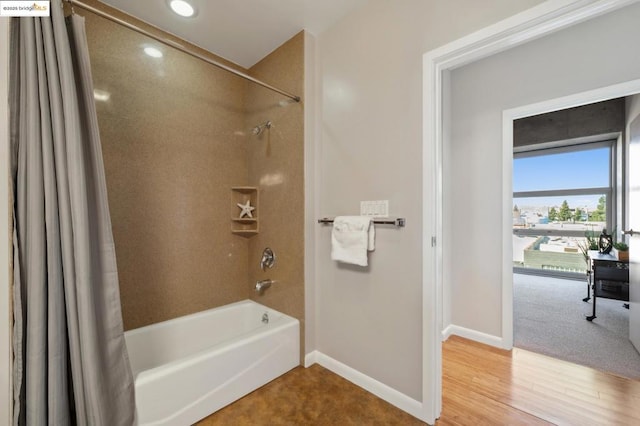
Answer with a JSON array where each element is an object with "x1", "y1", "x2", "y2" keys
[{"x1": 237, "y1": 200, "x2": 255, "y2": 218}]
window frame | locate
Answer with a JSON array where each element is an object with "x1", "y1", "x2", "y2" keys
[{"x1": 512, "y1": 140, "x2": 616, "y2": 277}]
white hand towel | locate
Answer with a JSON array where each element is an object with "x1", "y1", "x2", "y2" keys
[{"x1": 331, "y1": 216, "x2": 375, "y2": 266}]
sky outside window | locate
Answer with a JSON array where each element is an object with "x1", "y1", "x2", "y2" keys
[{"x1": 513, "y1": 147, "x2": 610, "y2": 193}]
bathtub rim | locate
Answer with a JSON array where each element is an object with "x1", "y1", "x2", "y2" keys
[{"x1": 125, "y1": 299, "x2": 299, "y2": 382}]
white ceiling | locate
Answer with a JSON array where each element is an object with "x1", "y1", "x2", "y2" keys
[{"x1": 100, "y1": 0, "x2": 368, "y2": 68}]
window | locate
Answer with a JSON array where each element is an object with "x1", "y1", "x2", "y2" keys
[{"x1": 513, "y1": 141, "x2": 614, "y2": 275}]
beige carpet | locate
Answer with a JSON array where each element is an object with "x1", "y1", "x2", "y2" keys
[{"x1": 514, "y1": 273, "x2": 640, "y2": 379}]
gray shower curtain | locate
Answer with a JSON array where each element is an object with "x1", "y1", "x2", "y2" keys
[{"x1": 10, "y1": 1, "x2": 135, "y2": 424}]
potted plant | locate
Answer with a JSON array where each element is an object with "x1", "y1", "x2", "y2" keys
[
  {"x1": 578, "y1": 231, "x2": 600, "y2": 283},
  {"x1": 612, "y1": 241, "x2": 629, "y2": 262},
  {"x1": 579, "y1": 231, "x2": 599, "y2": 264}
]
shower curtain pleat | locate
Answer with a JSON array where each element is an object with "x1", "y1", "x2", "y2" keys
[{"x1": 10, "y1": 1, "x2": 136, "y2": 425}]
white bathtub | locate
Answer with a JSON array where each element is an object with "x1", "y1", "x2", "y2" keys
[{"x1": 124, "y1": 300, "x2": 300, "y2": 426}]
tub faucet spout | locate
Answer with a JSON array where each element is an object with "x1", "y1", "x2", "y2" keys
[{"x1": 255, "y1": 279, "x2": 273, "y2": 293}]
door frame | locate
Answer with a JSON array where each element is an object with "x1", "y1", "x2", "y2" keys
[
  {"x1": 502, "y1": 79, "x2": 640, "y2": 351},
  {"x1": 421, "y1": 0, "x2": 640, "y2": 421},
  {"x1": 628, "y1": 115, "x2": 640, "y2": 351}
]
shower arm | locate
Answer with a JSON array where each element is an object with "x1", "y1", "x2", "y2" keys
[{"x1": 66, "y1": 0, "x2": 301, "y2": 103}]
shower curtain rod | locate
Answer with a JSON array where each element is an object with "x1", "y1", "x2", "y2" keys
[{"x1": 67, "y1": 0, "x2": 301, "y2": 103}]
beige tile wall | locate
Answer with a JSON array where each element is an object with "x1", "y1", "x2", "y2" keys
[
  {"x1": 246, "y1": 32, "x2": 305, "y2": 360},
  {"x1": 82, "y1": 1, "x2": 304, "y2": 354}
]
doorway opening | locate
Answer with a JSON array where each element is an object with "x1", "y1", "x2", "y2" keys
[
  {"x1": 424, "y1": 0, "x2": 640, "y2": 423},
  {"x1": 506, "y1": 90, "x2": 640, "y2": 380}
]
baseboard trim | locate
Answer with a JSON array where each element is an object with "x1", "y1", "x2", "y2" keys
[
  {"x1": 444, "y1": 325, "x2": 506, "y2": 349},
  {"x1": 304, "y1": 350, "x2": 318, "y2": 368},
  {"x1": 311, "y1": 351, "x2": 423, "y2": 420},
  {"x1": 441, "y1": 325, "x2": 453, "y2": 341}
]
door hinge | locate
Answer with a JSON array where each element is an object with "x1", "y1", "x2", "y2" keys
[{"x1": 431, "y1": 236, "x2": 437, "y2": 247}]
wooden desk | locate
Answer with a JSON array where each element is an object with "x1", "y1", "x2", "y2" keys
[{"x1": 584, "y1": 250, "x2": 629, "y2": 321}]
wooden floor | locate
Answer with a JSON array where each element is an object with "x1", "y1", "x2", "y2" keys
[
  {"x1": 199, "y1": 336, "x2": 640, "y2": 425},
  {"x1": 439, "y1": 336, "x2": 640, "y2": 425}
]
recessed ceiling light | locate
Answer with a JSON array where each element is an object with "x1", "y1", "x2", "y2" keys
[
  {"x1": 144, "y1": 46, "x2": 163, "y2": 58},
  {"x1": 93, "y1": 89, "x2": 111, "y2": 102},
  {"x1": 169, "y1": 0, "x2": 195, "y2": 17}
]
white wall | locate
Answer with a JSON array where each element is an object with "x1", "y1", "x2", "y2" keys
[
  {"x1": 627, "y1": 95, "x2": 640, "y2": 131},
  {"x1": 315, "y1": 0, "x2": 543, "y2": 401},
  {"x1": 1, "y1": 16, "x2": 12, "y2": 426},
  {"x1": 448, "y1": 3, "x2": 640, "y2": 338},
  {"x1": 625, "y1": 94, "x2": 640, "y2": 229}
]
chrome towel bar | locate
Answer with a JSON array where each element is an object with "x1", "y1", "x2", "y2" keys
[{"x1": 317, "y1": 217, "x2": 405, "y2": 227}]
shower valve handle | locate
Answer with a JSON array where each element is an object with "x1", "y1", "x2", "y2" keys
[{"x1": 260, "y1": 247, "x2": 275, "y2": 271}]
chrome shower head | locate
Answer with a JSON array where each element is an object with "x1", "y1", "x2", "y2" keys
[{"x1": 252, "y1": 120, "x2": 272, "y2": 136}]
